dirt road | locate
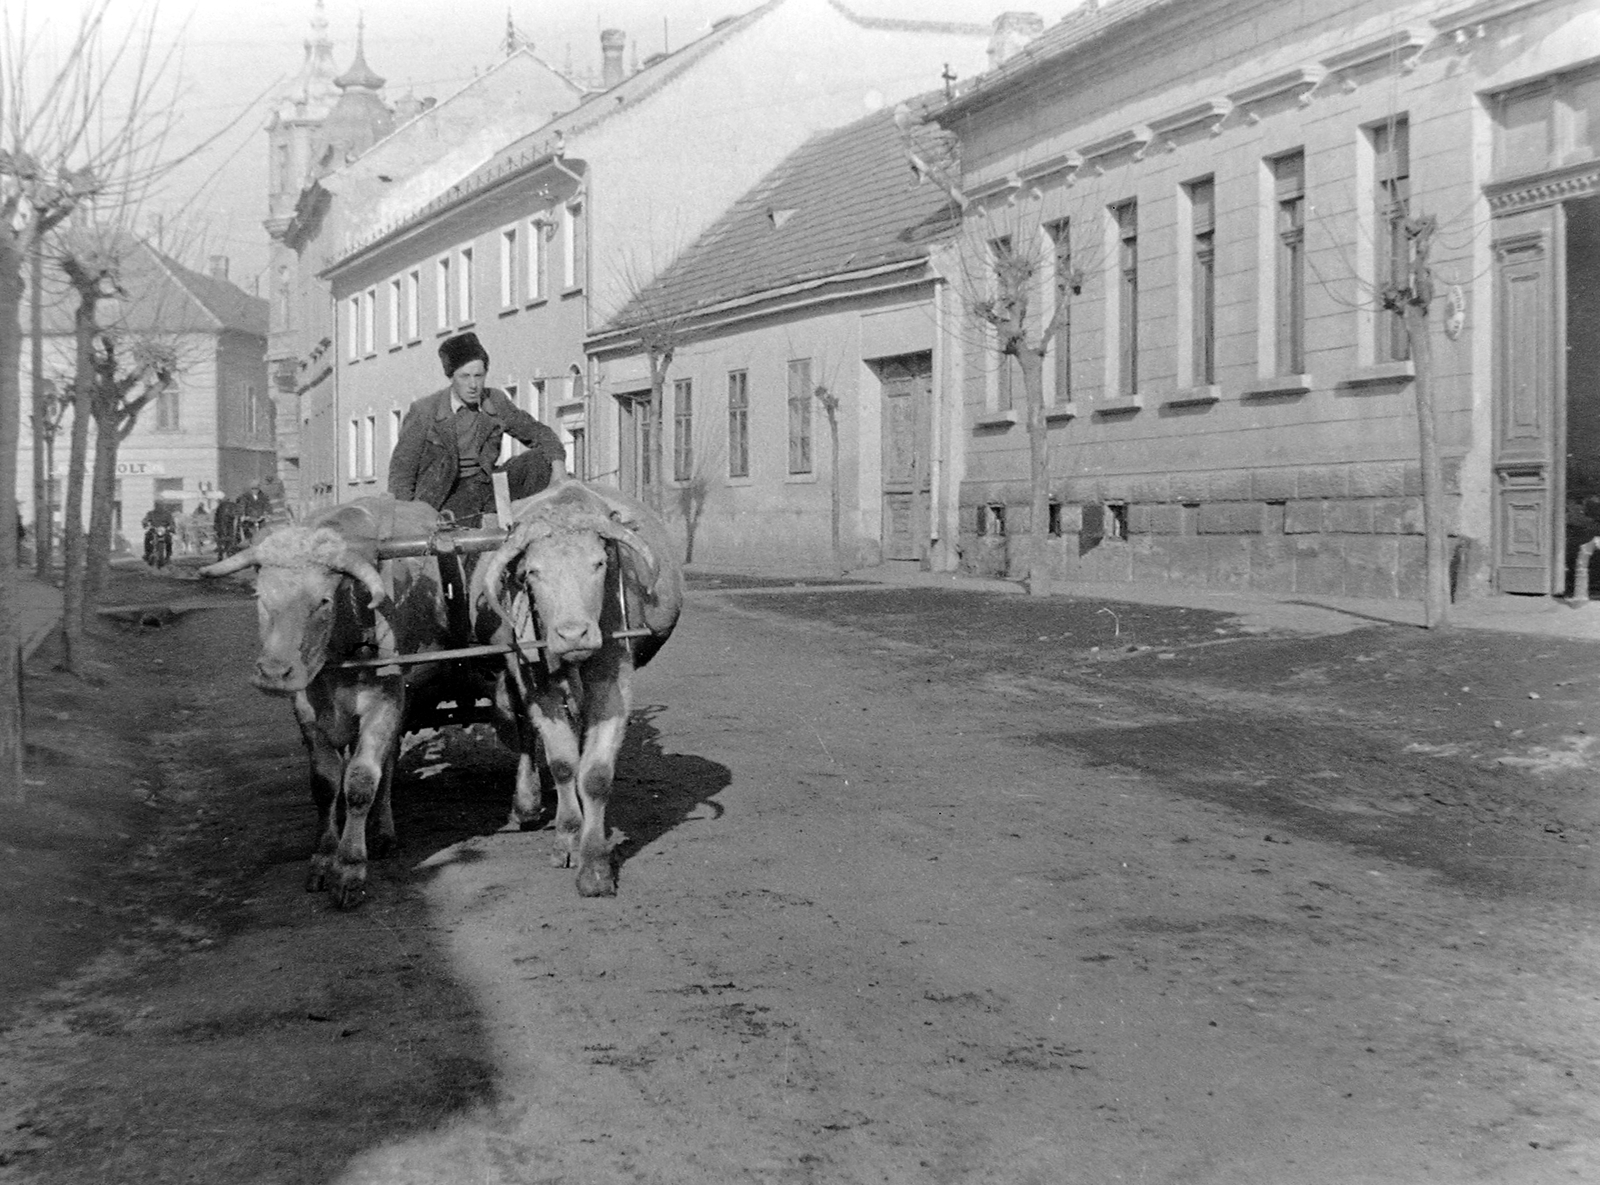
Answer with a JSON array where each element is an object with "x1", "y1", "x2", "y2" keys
[{"x1": 4, "y1": 574, "x2": 1600, "y2": 1183}]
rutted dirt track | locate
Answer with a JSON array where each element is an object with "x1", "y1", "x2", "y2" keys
[{"x1": 4, "y1": 573, "x2": 1600, "y2": 1183}]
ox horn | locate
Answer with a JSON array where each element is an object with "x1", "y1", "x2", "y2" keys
[
  {"x1": 199, "y1": 548, "x2": 258, "y2": 578},
  {"x1": 478, "y1": 519, "x2": 551, "y2": 615},
  {"x1": 330, "y1": 549, "x2": 388, "y2": 610}
]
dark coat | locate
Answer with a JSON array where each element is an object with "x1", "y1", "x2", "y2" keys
[{"x1": 388, "y1": 386, "x2": 565, "y2": 510}]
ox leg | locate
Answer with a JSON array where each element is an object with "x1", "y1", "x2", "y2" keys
[
  {"x1": 527, "y1": 689, "x2": 583, "y2": 866},
  {"x1": 368, "y1": 748, "x2": 399, "y2": 859},
  {"x1": 573, "y1": 658, "x2": 632, "y2": 898},
  {"x1": 495, "y1": 663, "x2": 548, "y2": 831},
  {"x1": 295, "y1": 697, "x2": 344, "y2": 893},
  {"x1": 330, "y1": 698, "x2": 404, "y2": 909}
]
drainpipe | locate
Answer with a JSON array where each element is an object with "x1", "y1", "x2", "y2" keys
[{"x1": 928, "y1": 275, "x2": 945, "y2": 570}]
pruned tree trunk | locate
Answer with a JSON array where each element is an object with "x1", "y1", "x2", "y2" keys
[
  {"x1": 1405, "y1": 305, "x2": 1449, "y2": 628},
  {"x1": 59, "y1": 289, "x2": 99, "y2": 673},
  {"x1": 1016, "y1": 348, "x2": 1051, "y2": 596},
  {"x1": 31, "y1": 240, "x2": 51, "y2": 577},
  {"x1": 84, "y1": 413, "x2": 120, "y2": 604},
  {"x1": 0, "y1": 231, "x2": 27, "y2": 796}
]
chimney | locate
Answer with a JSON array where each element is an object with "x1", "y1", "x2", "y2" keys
[
  {"x1": 988, "y1": 12, "x2": 1045, "y2": 71},
  {"x1": 209, "y1": 255, "x2": 230, "y2": 281},
  {"x1": 600, "y1": 29, "x2": 626, "y2": 89}
]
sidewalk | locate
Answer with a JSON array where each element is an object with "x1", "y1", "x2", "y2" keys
[
  {"x1": 825, "y1": 564, "x2": 1600, "y2": 641},
  {"x1": 15, "y1": 569, "x2": 63, "y2": 661}
]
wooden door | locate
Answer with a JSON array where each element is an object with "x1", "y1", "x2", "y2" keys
[
  {"x1": 1492, "y1": 206, "x2": 1564, "y2": 594},
  {"x1": 615, "y1": 392, "x2": 651, "y2": 502},
  {"x1": 880, "y1": 358, "x2": 932, "y2": 563}
]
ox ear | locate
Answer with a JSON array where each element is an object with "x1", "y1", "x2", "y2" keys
[{"x1": 200, "y1": 548, "x2": 257, "y2": 578}]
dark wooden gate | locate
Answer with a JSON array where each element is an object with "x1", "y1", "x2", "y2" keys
[{"x1": 879, "y1": 356, "x2": 932, "y2": 563}]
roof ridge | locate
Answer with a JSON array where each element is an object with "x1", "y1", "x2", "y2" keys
[{"x1": 826, "y1": 0, "x2": 989, "y2": 37}]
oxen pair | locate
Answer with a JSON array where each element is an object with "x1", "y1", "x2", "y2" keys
[{"x1": 202, "y1": 480, "x2": 681, "y2": 907}]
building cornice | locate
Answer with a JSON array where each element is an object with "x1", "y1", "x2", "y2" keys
[
  {"x1": 588, "y1": 258, "x2": 930, "y2": 355},
  {"x1": 1485, "y1": 158, "x2": 1600, "y2": 214}
]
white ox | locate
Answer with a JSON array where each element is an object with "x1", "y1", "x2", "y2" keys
[
  {"x1": 202, "y1": 498, "x2": 451, "y2": 908},
  {"x1": 475, "y1": 480, "x2": 683, "y2": 896}
]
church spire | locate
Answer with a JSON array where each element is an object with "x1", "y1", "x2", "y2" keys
[{"x1": 334, "y1": 13, "x2": 385, "y2": 92}]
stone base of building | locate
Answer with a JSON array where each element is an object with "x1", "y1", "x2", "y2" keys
[{"x1": 960, "y1": 461, "x2": 1469, "y2": 601}]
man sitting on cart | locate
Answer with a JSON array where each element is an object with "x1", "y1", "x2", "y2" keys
[{"x1": 388, "y1": 331, "x2": 566, "y2": 526}]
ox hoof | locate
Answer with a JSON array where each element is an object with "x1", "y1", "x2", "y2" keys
[
  {"x1": 575, "y1": 861, "x2": 617, "y2": 898},
  {"x1": 330, "y1": 870, "x2": 368, "y2": 910},
  {"x1": 305, "y1": 869, "x2": 327, "y2": 893}
]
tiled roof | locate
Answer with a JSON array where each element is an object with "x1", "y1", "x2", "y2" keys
[
  {"x1": 603, "y1": 105, "x2": 958, "y2": 333},
  {"x1": 332, "y1": 2, "x2": 782, "y2": 266},
  {"x1": 151, "y1": 251, "x2": 268, "y2": 335},
  {"x1": 36, "y1": 238, "x2": 266, "y2": 337},
  {"x1": 938, "y1": 0, "x2": 1188, "y2": 117}
]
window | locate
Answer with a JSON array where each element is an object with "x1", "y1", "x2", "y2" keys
[
  {"x1": 1273, "y1": 151, "x2": 1306, "y2": 375},
  {"x1": 727, "y1": 369, "x2": 749, "y2": 478},
  {"x1": 156, "y1": 386, "x2": 180, "y2": 430},
  {"x1": 989, "y1": 236, "x2": 1017, "y2": 410},
  {"x1": 499, "y1": 227, "x2": 517, "y2": 307},
  {"x1": 978, "y1": 504, "x2": 1006, "y2": 537},
  {"x1": 672, "y1": 378, "x2": 694, "y2": 482},
  {"x1": 568, "y1": 363, "x2": 585, "y2": 403},
  {"x1": 361, "y1": 414, "x2": 375, "y2": 478},
  {"x1": 1113, "y1": 200, "x2": 1139, "y2": 396},
  {"x1": 347, "y1": 418, "x2": 360, "y2": 481},
  {"x1": 457, "y1": 246, "x2": 474, "y2": 323},
  {"x1": 639, "y1": 406, "x2": 654, "y2": 489},
  {"x1": 361, "y1": 287, "x2": 376, "y2": 355},
  {"x1": 155, "y1": 477, "x2": 183, "y2": 507},
  {"x1": 387, "y1": 278, "x2": 401, "y2": 347},
  {"x1": 1046, "y1": 220, "x2": 1072, "y2": 402},
  {"x1": 561, "y1": 202, "x2": 581, "y2": 290},
  {"x1": 1492, "y1": 63, "x2": 1600, "y2": 179},
  {"x1": 787, "y1": 358, "x2": 813, "y2": 475},
  {"x1": 275, "y1": 265, "x2": 291, "y2": 331},
  {"x1": 528, "y1": 217, "x2": 547, "y2": 300},
  {"x1": 404, "y1": 269, "x2": 420, "y2": 340},
  {"x1": 389, "y1": 409, "x2": 402, "y2": 455},
  {"x1": 435, "y1": 256, "x2": 451, "y2": 330},
  {"x1": 530, "y1": 378, "x2": 547, "y2": 420},
  {"x1": 568, "y1": 426, "x2": 586, "y2": 480},
  {"x1": 1372, "y1": 118, "x2": 1411, "y2": 362},
  {"x1": 1188, "y1": 178, "x2": 1216, "y2": 385},
  {"x1": 346, "y1": 296, "x2": 360, "y2": 360},
  {"x1": 242, "y1": 382, "x2": 261, "y2": 436}
]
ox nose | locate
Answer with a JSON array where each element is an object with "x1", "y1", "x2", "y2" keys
[
  {"x1": 551, "y1": 618, "x2": 601, "y2": 654},
  {"x1": 255, "y1": 655, "x2": 294, "y2": 684}
]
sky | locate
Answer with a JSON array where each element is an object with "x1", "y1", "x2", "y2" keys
[{"x1": 68, "y1": 0, "x2": 1036, "y2": 294}]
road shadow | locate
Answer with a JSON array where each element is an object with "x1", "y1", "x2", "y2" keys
[{"x1": 381, "y1": 703, "x2": 731, "y2": 890}]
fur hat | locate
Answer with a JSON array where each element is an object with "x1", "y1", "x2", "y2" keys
[{"x1": 438, "y1": 332, "x2": 489, "y2": 377}]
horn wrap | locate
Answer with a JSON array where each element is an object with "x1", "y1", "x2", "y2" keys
[
  {"x1": 593, "y1": 518, "x2": 659, "y2": 589},
  {"x1": 329, "y1": 549, "x2": 388, "y2": 610}
]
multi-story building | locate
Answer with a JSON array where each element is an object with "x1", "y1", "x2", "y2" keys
[
  {"x1": 264, "y1": 3, "x2": 585, "y2": 512},
  {"x1": 15, "y1": 242, "x2": 270, "y2": 547},
  {"x1": 935, "y1": 0, "x2": 1600, "y2": 601},
  {"x1": 312, "y1": 0, "x2": 993, "y2": 510}
]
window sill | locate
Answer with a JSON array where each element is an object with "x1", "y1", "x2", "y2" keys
[
  {"x1": 1093, "y1": 394, "x2": 1143, "y2": 416},
  {"x1": 498, "y1": 304, "x2": 519, "y2": 318},
  {"x1": 1338, "y1": 361, "x2": 1414, "y2": 388},
  {"x1": 1162, "y1": 385, "x2": 1221, "y2": 409},
  {"x1": 525, "y1": 296, "x2": 549, "y2": 309},
  {"x1": 725, "y1": 476, "x2": 753, "y2": 487},
  {"x1": 784, "y1": 471, "x2": 818, "y2": 484},
  {"x1": 1240, "y1": 374, "x2": 1312, "y2": 398},
  {"x1": 1044, "y1": 401, "x2": 1079, "y2": 423},
  {"x1": 974, "y1": 408, "x2": 1018, "y2": 429},
  {"x1": 557, "y1": 401, "x2": 585, "y2": 417},
  {"x1": 560, "y1": 286, "x2": 584, "y2": 299}
]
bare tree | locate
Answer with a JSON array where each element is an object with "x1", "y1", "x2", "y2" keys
[
  {"x1": 812, "y1": 381, "x2": 844, "y2": 575},
  {"x1": 0, "y1": 0, "x2": 198, "y2": 787}
]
